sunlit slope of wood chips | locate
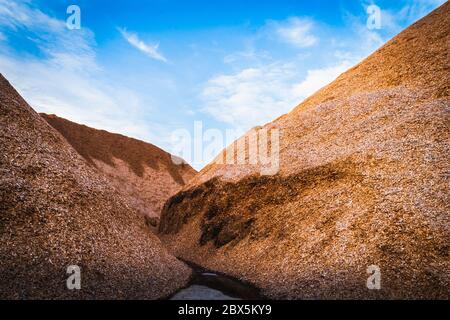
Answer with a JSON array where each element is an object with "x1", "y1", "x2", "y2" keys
[{"x1": 160, "y1": 3, "x2": 450, "y2": 299}]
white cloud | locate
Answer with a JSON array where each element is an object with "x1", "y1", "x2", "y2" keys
[
  {"x1": 268, "y1": 17, "x2": 318, "y2": 48},
  {"x1": 201, "y1": 60, "x2": 352, "y2": 132},
  {"x1": 223, "y1": 48, "x2": 271, "y2": 65},
  {"x1": 400, "y1": 0, "x2": 447, "y2": 22},
  {"x1": 118, "y1": 28, "x2": 168, "y2": 63},
  {"x1": 291, "y1": 61, "x2": 353, "y2": 98},
  {"x1": 0, "y1": 0, "x2": 163, "y2": 146},
  {"x1": 200, "y1": 13, "x2": 365, "y2": 133}
]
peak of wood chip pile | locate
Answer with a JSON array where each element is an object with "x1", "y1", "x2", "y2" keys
[
  {"x1": 0, "y1": 75, "x2": 191, "y2": 299},
  {"x1": 160, "y1": 3, "x2": 450, "y2": 299}
]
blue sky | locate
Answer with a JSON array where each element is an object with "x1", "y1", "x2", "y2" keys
[{"x1": 0, "y1": 0, "x2": 445, "y2": 169}]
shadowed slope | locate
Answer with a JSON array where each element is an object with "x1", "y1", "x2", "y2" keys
[{"x1": 41, "y1": 114, "x2": 196, "y2": 220}]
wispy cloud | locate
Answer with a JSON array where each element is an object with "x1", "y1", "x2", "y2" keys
[
  {"x1": 200, "y1": 59, "x2": 353, "y2": 132},
  {"x1": 199, "y1": 13, "x2": 361, "y2": 133},
  {"x1": 0, "y1": 0, "x2": 164, "y2": 146},
  {"x1": 223, "y1": 48, "x2": 272, "y2": 65},
  {"x1": 399, "y1": 0, "x2": 447, "y2": 22},
  {"x1": 118, "y1": 28, "x2": 168, "y2": 63},
  {"x1": 201, "y1": 63, "x2": 297, "y2": 130},
  {"x1": 0, "y1": 0, "x2": 97, "y2": 70},
  {"x1": 267, "y1": 17, "x2": 318, "y2": 48},
  {"x1": 291, "y1": 61, "x2": 353, "y2": 98}
]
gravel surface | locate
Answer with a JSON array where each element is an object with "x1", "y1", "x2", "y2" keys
[
  {"x1": 160, "y1": 3, "x2": 450, "y2": 299},
  {"x1": 0, "y1": 75, "x2": 191, "y2": 299}
]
